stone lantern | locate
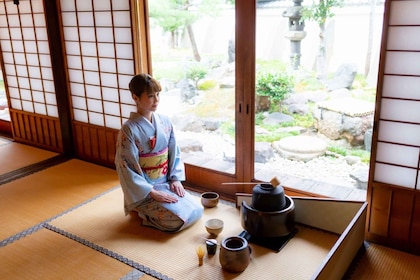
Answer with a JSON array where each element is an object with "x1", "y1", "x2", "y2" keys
[{"x1": 283, "y1": 0, "x2": 306, "y2": 70}]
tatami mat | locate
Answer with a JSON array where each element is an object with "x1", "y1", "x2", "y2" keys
[
  {"x1": 47, "y1": 187, "x2": 338, "y2": 280},
  {"x1": 347, "y1": 242, "x2": 420, "y2": 280},
  {"x1": 0, "y1": 159, "x2": 119, "y2": 241},
  {"x1": 0, "y1": 228, "x2": 152, "y2": 280},
  {"x1": 0, "y1": 142, "x2": 58, "y2": 175}
]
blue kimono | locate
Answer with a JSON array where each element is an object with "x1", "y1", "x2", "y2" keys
[{"x1": 115, "y1": 112, "x2": 203, "y2": 232}]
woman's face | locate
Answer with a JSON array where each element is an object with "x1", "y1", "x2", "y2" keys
[{"x1": 133, "y1": 91, "x2": 160, "y2": 114}]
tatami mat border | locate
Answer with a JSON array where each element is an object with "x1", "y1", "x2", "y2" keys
[
  {"x1": 0, "y1": 155, "x2": 70, "y2": 185},
  {"x1": 121, "y1": 269, "x2": 146, "y2": 280},
  {"x1": 0, "y1": 223, "x2": 44, "y2": 247},
  {"x1": 43, "y1": 223, "x2": 171, "y2": 280},
  {"x1": 0, "y1": 186, "x2": 119, "y2": 248}
]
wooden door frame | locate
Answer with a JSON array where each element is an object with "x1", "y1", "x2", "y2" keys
[{"x1": 366, "y1": 0, "x2": 420, "y2": 255}]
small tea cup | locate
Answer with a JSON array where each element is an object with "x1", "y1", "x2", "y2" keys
[
  {"x1": 201, "y1": 192, "x2": 219, "y2": 208},
  {"x1": 205, "y1": 218, "x2": 224, "y2": 236}
]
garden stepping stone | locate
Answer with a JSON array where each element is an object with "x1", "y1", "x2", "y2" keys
[{"x1": 273, "y1": 135, "x2": 327, "y2": 161}]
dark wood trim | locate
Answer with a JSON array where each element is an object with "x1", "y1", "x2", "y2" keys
[
  {"x1": 131, "y1": 0, "x2": 152, "y2": 74},
  {"x1": 366, "y1": 182, "x2": 420, "y2": 255},
  {"x1": 10, "y1": 109, "x2": 63, "y2": 153},
  {"x1": 0, "y1": 119, "x2": 12, "y2": 137},
  {"x1": 72, "y1": 121, "x2": 118, "y2": 168},
  {"x1": 0, "y1": 7, "x2": 12, "y2": 138},
  {"x1": 236, "y1": 0, "x2": 257, "y2": 190},
  {"x1": 43, "y1": 0, "x2": 74, "y2": 157}
]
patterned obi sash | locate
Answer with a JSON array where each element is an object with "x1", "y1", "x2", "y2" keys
[{"x1": 139, "y1": 147, "x2": 169, "y2": 180}]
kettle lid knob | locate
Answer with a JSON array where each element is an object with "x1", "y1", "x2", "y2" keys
[{"x1": 269, "y1": 176, "x2": 281, "y2": 188}]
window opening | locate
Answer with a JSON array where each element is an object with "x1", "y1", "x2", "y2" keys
[{"x1": 253, "y1": 0, "x2": 385, "y2": 200}]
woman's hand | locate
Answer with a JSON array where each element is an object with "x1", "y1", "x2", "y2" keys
[
  {"x1": 149, "y1": 189, "x2": 178, "y2": 203},
  {"x1": 170, "y1": 180, "x2": 185, "y2": 197}
]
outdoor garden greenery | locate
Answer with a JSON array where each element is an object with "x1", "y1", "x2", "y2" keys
[{"x1": 256, "y1": 71, "x2": 294, "y2": 105}]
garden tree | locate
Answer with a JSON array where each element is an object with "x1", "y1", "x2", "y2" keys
[
  {"x1": 186, "y1": 63, "x2": 207, "y2": 88},
  {"x1": 148, "y1": 0, "x2": 225, "y2": 62},
  {"x1": 301, "y1": 0, "x2": 343, "y2": 80}
]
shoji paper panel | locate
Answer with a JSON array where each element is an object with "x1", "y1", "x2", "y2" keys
[
  {"x1": 374, "y1": 0, "x2": 420, "y2": 190},
  {"x1": 60, "y1": 0, "x2": 134, "y2": 129},
  {"x1": 0, "y1": 0, "x2": 58, "y2": 117}
]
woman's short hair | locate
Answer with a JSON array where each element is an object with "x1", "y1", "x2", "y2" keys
[{"x1": 128, "y1": 74, "x2": 162, "y2": 97}]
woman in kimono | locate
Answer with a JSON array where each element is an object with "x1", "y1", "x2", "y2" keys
[{"x1": 115, "y1": 74, "x2": 203, "y2": 232}]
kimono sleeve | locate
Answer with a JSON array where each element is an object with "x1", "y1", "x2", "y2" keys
[
  {"x1": 115, "y1": 124, "x2": 153, "y2": 213},
  {"x1": 166, "y1": 121, "x2": 186, "y2": 182}
]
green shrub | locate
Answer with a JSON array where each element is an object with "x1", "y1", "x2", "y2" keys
[
  {"x1": 186, "y1": 64, "x2": 207, "y2": 88},
  {"x1": 349, "y1": 149, "x2": 371, "y2": 163},
  {"x1": 255, "y1": 112, "x2": 266, "y2": 126},
  {"x1": 255, "y1": 130, "x2": 299, "y2": 142},
  {"x1": 328, "y1": 146, "x2": 371, "y2": 163},
  {"x1": 278, "y1": 113, "x2": 316, "y2": 128},
  {"x1": 198, "y1": 79, "x2": 218, "y2": 90},
  {"x1": 328, "y1": 146, "x2": 347, "y2": 156},
  {"x1": 256, "y1": 70, "x2": 294, "y2": 104},
  {"x1": 220, "y1": 121, "x2": 235, "y2": 139}
]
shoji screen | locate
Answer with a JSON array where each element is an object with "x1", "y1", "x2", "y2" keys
[
  {"x1": 59, "y1": 0, "x2": 137, "y2": 164},
  {"x1": 0, "y1": 0, "x2": 62, "y2": 151},
  {"x1": 367, "y1": 0, "x2": 420, "y2": 254}
]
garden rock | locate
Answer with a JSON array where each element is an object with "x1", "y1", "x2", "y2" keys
[
  {"x1": 177, "y1": 78, "x2": 198, "y2": 103},
  {"x1": 306, "y1": 91, "x2": 329, "y2": 103},
  {"x1": 328, "y1": 88, "x2": 353, "y2": 99},
  {"x1": 276, "y1": 126, "x2": 307, "y2": 134},
  {"x1": 273, "y1": 135, "x2": 327, "y2": 161},
  {"x1": 159, "y1": 78, "x2": 176, "y2": 92},
  {"x1": 315, "y1": 97, "x2": 374, "y2": 146},
  {"x1": 326, "y1": 63, "x2": 358, "y2": 91},
  {"x1": 283, "y1": 91, "x2": 328, "y2": 105},
  {"x1": 202, "y1": 117, "x2": 221, "y2": 131},
  {"x1": 286, "y1": 103, "x2": 309, "y2": 115},
  {"x1": 255, "y1": 142, "x2": 274, "y2": 163},
  {"x1": 210, "y1": 64, "x2": 234, "y2": 88},
  {"x1": 344, "y1": 155, "x2": 361, "y2": 165},
  {"x1": 256, "y1": 126, "x2": 271, "y2": 136},
  {"x1": 172, "y1": 114, "x2": 204, "y2": 133},
  {"x1": 263, "y1": 112, "x2": 294, "y2": 125},
  {"x1": 223, "y1": 149, "x2": 235, "y2": 162},
  {"x1": 349, "y1": 168, "x2": 369, "y2": 190},
  {"x1": 364, "y1": 128, "x2": 373, "y2": 151},
  {"x1": 178, "y1": 138, "x2": 203, "y2": 153},
  {"x1": 220, "y1": 76, "x2": 235, "y2": 88},
  {"x1": 228, "y1": 39, "x2": 235, "y2": 63},
  {"x1": 283, "y1": 94, "x2": 309, "y2": 105}
]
